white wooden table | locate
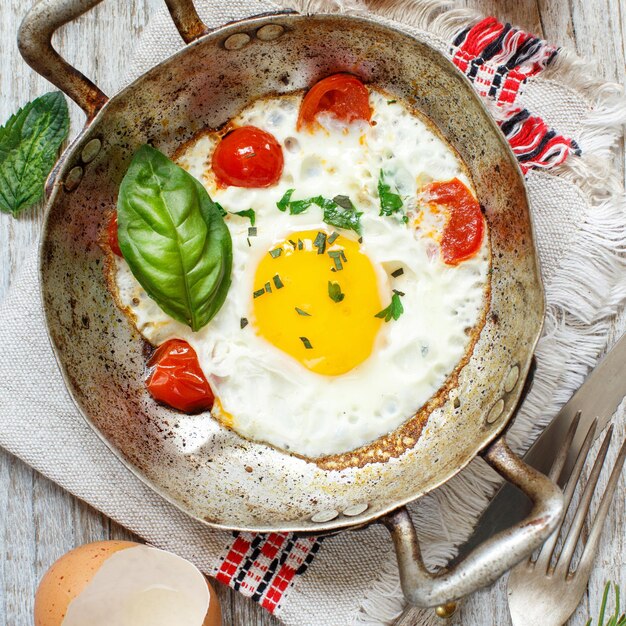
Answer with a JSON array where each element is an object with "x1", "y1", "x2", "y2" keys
[{"x1": 0, "y1": 1, "x2": 624, "y2": 624}]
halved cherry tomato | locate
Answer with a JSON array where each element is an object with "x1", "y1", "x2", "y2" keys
[
  {"x1": 108, "y1": 212, "x2": 122, "y2": 257},
  {"x1": 211, "y1": 126, "x2": 283, "y2": 188},
  {"x1": 146, "y1": 339, "x2": 214, "y2": 413},
  {"x1": 297, "y1": 73, "x2": 371, "y2": 131},
  {"x1": 424, "y1": 178, "x2": 484, "y2": 265}
]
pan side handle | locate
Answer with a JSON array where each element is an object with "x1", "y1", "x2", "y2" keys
[
  {"x1": 17, "y1": 0, "x2": 209, "y2": 119},
  {"x1": 382, "y1": 437, "x2": 563, "y2": 608}
]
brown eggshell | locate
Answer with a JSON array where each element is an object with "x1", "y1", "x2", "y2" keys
[
  {"x1": 203, "y1": 578, "x2": 222, "y2": 626},
  {"x1": 34, "y1": 540, "x2": 137, "y2": 626},
  {"x1": 35, "y1": 540, "x2": 222, "y2": 626}
]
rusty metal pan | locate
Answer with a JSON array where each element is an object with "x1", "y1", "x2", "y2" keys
[{"x1": 18, "y1": 0, "x2": 562, "y2": 607}]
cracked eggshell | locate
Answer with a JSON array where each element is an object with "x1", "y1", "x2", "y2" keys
[{"x1": 34, "y1": 541, "x2": 221, "y2": 626}]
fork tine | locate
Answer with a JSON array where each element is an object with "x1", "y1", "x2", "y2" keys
[
  {"x1": 576, "y1": 436, "x2": 626, "y2": 575},
  {"x1": 557, "y1": 425, "x2": 614, "y2": 574},
  {"x1": 549, "y1": 411, "x2": 582, "y2": 483},
  {"x1": 534, "y1": 417, "x2": 596, "y2": 572}
]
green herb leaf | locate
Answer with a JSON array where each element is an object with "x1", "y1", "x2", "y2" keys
[
  {"x1": 295, "y1": 307, "x2": 311, "y2": 316},
  {"x1": 378, "y1": 169, "x2": 404, "y2": 219},
  {"x1": 117, "y1": 145, "x2": 232, "y2": 332},
  {"x1": 328, "y1": 281, "x2": 345, "y2": 303},
  {"x1": 276, "y1": 188, "x2": 295, "y2": 211},
  {"x1": 300, "y1": 336, "x2": 313, "y2": 349},
  {"x1": 375, "y1": 291, "x2": 404, "y2": 322},
  {"x1": 253, "y1": 288, "x2": 265, "y2": 298},
  {"x1": 269, "y1": 247, "x2": 282, "y2": 258},
  {"x1": 248, "y1": 226, "x2": 257, "y2": 237},
  {"x1": 240, "y1": 317, "x2": 249, "y2": 329},
  {"x1": 273, "y1": 274, "x2": 284, "y2": 289},
  {"x1": 215, "y1": 202, "x2": 227, "y2": 217},
  {"x1": 327, "y1": 231, "x2": 339, "y2": 245},
  {"x1": 275, "y1": 189, "x2": 362, "y2": 235},
  {"x1": 0, "y1": 92, "x2": 69, "y2": 215},
  {"x1": 231, "y1": 208, "x2": 256, "y2": 226}
]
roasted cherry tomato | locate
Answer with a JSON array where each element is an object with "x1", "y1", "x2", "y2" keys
[
  {"x1": 297, "y1": 73, "x2": 371, "y2": 131},
  {"x1": 146, "y1": 339, "x2": 214, "y2": 413},
  {"x1": 424, "y1": 178, "x2": 484, "y2": 265},
  {"x1": 211, "y1": 126, "x2": 283, "y2": 188},
  {"x1": 108, "y1": 212, "x2": 122, "y2": 257}
]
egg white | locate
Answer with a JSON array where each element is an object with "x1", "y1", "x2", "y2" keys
[{"x1": 114, "y1": 88, "x2": 490, "y2": 458}]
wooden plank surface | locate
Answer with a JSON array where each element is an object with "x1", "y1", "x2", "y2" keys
[{"x1": 0, "y1": 1, "x2": 623, "y2": 625}]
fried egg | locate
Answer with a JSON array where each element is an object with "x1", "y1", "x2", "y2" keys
[{"x1": 114, "y1": 88, "x2": 490, "y2": 458}]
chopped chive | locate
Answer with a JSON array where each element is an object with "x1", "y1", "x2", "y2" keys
[
  {"x1": 328, "y1": 281, "x2": 345, "y2": 303},
  {"x1": 253, "y1": 288, "x2": 265, "y2": 298},
  {"x1": 248, "y1": 227, "x2": 257, "y2": 237},
  {"x1": 387, "y1": 99, "x2": 397, "y2": 104},
  {"x1": 330, "y1": 268, "x2": 337, "y2": 272},
  {"x1": 273, "y1": 274, "x2": 284, "y2": 289},
  {"x1": 247, "y1": 238, "x2": 251, "y2": 247},
  {"x1": 264, "y1": 281, "x2": 272, "y2": 293},
  {"x1": 328, "y1": 250, "x2": 344, "y2": 271},
  {"x1": 298, "y1": 238, "x2": 304, "y2": 250},
  {"x1": 289, "y1": 239, "x2": 297, "y2": 248},
  {"x1": 393, "y1": 289, "x2": 405, "y2": 296},
  {"x1": 358, "y1": 236, "x2": 363, "y2": 244},
  {"x1": 295, "y1": 307, "x2": 311, "y2": 316},
  {"x1": 340, "y1": 250, "x2": 347, "y2": 263},
  {"x1": 300, "y1": 336, "x2": 313, "y2": 349},
  {"x1": 244, "y1": 152, "x2": 257, "y2": 159},
  {"x1": 391, "y1": 268, "x2": 404, "y2": 278},
  {"x1": 240, "y1": 317, "x2": 249, "y2": 329},
  {"x1": 313, "y1": 231, "x2": 327, "y2": 255},
  {"x1": 269, "y1": 248, "x2": 282, "y2": 259},
  {"x1": 327, "y1": 231, "x2": 339, "y2": 245}
]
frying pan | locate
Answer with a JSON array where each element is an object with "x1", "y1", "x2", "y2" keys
[{"x1": 18, "y1": 0, "x2": 563, "y2": 607}]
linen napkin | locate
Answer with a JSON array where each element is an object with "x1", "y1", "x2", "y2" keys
[{"x1": 1, "y1": 1, "x2": 625, "y2": 624}]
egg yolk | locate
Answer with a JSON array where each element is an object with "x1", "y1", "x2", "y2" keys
[{"x1": 252, "y1": 230, "x2": 383, "y2": 376}]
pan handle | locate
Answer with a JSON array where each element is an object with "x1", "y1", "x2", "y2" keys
[
  {"x1": 17, "y1": 0, "x2": 209, "y2": 119},
  {"x1": 381, "y1": 436, "x2": 563, "y2": 607}
]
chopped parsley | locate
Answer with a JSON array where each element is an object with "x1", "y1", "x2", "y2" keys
[
  {"x1": 328, "y1": 281, "x2": 345, "y2": 303},
  {"x1": 295, "y1": 307, "x2": 311, "y2": 316},
  {"x1": 231, "y1": 208, "x2": 256, "y2": 226},
  {"x1": 300, "y1": 336, "x2": 313, "y2": 349},
  {"x1": 313, "y1": 231, "x2": 327, "y2": 255},
  {"x1": 277, "y1": 188, "x2": 295, "y2": 211},
  {"x1": 269, "y1": 247, "x2": 282, "y2": 258},
  {"x1": 240, "y1": 317, "x2": 249, "y2": 329},
  {"x1": 375, "y1": 292, "x2": 404, "y2": 322},
  {"x1": 273, "y1": 274, "x2": 284, "y2": 289},
  {"x1": 275, "y1": 190, "x2": 362, "y2": 235},
  {"x1": 391, "y1": 267, "x2": 404, "y2": 278},
  {"x1": 378, "y1": 170, "x2": 404, "y2": 219}
]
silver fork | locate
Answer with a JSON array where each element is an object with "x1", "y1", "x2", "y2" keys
[{"x1": 507, "y1": 412, "x2": 626, "y2": 626}]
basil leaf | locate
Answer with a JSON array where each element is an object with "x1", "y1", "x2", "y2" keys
[
  {"x1": 378, "y1": 169, "x2": 403, "y2": 218},
  {"x1": 231, "y1": 208, "x2": 256, "y2": 226},
  {"x1": 0, "y1": 92, "x2": 69, "y2": 215},
  {"x1": 117, "y1": 145, "x2": 232, "y2": 332}
]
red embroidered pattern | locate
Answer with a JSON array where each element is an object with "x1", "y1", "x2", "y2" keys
[
  {"x1": 452, "y1": 17, "x2": 580, "y2": 171},
  {"x1": 215, "y1": 532, "x2": 321, "y2": 613}
]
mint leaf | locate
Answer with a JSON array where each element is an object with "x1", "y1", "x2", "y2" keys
[
  {"x1": 328, "y1": 281, "x2": 345, "y2": 303},
  {"x1": 375, "y1": 291, "x2": 404, "y2": 322},
  {"x1": 231, "y1": 208, "x2": 256, "y2": 226},
  {"x1": 378, "y1": 169, "x2": 404, "y2": 218},
  {"x1": 0, "y1": 92, "x2": 69, "y2": 215}
]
